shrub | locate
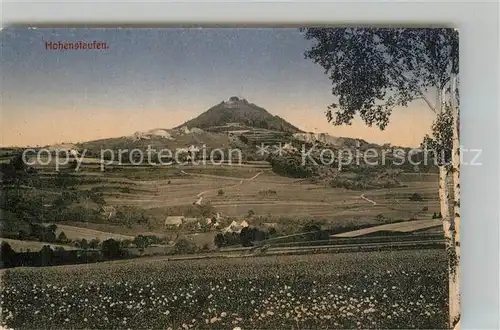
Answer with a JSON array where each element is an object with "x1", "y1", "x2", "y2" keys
[
  {"x1": 57, "y1": 231, "x2": 68, "y2": 244},
  {"x1": 39, "y1": 245, "x2": 54, "y2": 266},
  {"x1": 133, "y1": 235, "x2": 150, "y2": 249},
  {"x1": 41, "y1": 230, "x2": 57, "y2": 243},
  {"x1": 78, "y1": 239, "x2": 89, "y2": 250},
  {"x1": 174, "y1": 238, "x2": 197, "y2": 254},
  {"x1": 101, "y1": 239, "x2": 122, "y2": 259},
  {"x1": 409, "y1": 193, "x2": 423, "y2": 202},
  {"x1": 432, "y1": 212, "x2": 443, "y2": 219},
  {"x1": 89, "y1": 238, "x2": 100, "y2": 249},
  {"x1": 302, "y1": 221, "x2": 329, "y2": 241},
  {"x1": 217, "y1": 189, "x2": 224, "y2": 196},
  {"x1": 214, "y1": 233, "x2": 225, "y2": 248},
  {"x1": 120, "y1": 239, "x2": 133, "y2": 248},
  {"x1": 1, "y1": 242, "x2": 16, "y2": 268},
  {"x1": 268, "y1": 154, "x2": 317, "y2": 178},
  {"x1": 120, "y1": 187, "x2": 131, "y2": 194},
  {"x1": 258, "y1": 189, "x2": 277, "y2": 196}
]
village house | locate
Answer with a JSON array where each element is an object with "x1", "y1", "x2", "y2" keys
[
  {"x1": 221, "y1": 220, "x2": 250, "y2": 234},
  {"x1": 164, "y1": 216, "x2": 184, "y2": 228}
]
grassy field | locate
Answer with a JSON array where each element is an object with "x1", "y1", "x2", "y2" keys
[
  {"x1": 54, "y1": 224, "x2": 135, "y2": 242},
  {"x1": 0, "y1": 249, "x2": 447, "y2": 329},
  {"x1": 0, "y1": 238, "x2": 77, "y2": 252},
  {"x1": 2, "y1": 160, "x2": 443, "y2": 245},
  {"x1": 85, "y1": 164, "x2": 440, "y2": 226}
]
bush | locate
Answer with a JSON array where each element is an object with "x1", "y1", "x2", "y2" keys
[
  {"x1": 214, "y1": 233, "x2": 225, "y2": 248},
  {"x1": 41, "y1": 230, "x2": 57, "y2": 243},
  {"x1": 258, "y1": 189, "x2": 277, "y2": 196},
  {"x1": 217, "y1": 189, "x2": 224, "y2": 196},
  {"x1": 120, "y1": 239, "x2": 133, "y2": 248},
  {"x1": 39, "y1": 245, "x2": 54, "y2": 265},
  {"x1": 101, "y1": 239, "x2": 122, "y2": 259},
  {"x1": 409, "y1": 193, "x2": 423, "y2": 202},
  {"x1": 174, "y1": 238, "x2": 197, "y2": 254},
  {"x1": 57, "y1": 231, "x2": 68, "y2": 244},
  {"x1": 112, "y1": 206, "x2": 149, "y2": 226},
  {"x1": 432, "y1": 212, "x2": 443, "y2": 219},
  {"x1": 120, "y1": 187, "x2": 131, "y2": 194},
  {"x1": 302, "y1": 221, "x2": 329, "y2": 241},
  {"x1": 89, "y1": 239, "x2": 100, "y2": 249},
  {"x1": 268, "y1": 154, "x2": 317, "y2": 178},
  {"x1": 240, "y1": 227, "x2": 268, "y2": 247},
  {"x1": 75, "y1": 238, "x2": 89, "y2": 250},
  {"x1": 1, "y1": 242, "x2": 16, "y2": 268},
  {"x1": 133, "y1": 235, "x2": 150, "y2": 249},
  {"x1": 213, "y1": 232, "x2": 240, "y2": 248}
]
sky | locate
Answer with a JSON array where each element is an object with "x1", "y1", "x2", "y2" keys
[{"x1": 1, "y1": 28, "x2": 436, "y2": 147}]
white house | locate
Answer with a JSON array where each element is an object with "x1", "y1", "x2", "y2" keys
[
  {"x1": 221, "y1": 220, "x2": 250, "y2": 234},
  {"x1": 164, "y1": 216, "x2": 184, "y2": 227}
]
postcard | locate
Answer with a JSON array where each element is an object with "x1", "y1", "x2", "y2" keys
[{"x1": 1, "y1": 27, "x2": 460, "y2": 329}]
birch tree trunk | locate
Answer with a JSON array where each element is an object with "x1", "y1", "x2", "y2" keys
[
  {"x1": 435, "y1": 82, "x2": 459, "y2": 329},
  {"x1": 450, "y1": 73, "x2": 461, "y2": 329}
]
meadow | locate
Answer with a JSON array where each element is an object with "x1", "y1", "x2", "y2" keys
[
  {"x1": 0, "y1": 249, "x2": 447, "y2": 329},
  {"x1": 88, "y1": 164, "x2": 441, "y2": 228},
  {"x1": 2, "y1": 156, "x2": 443, "y2": 254}
]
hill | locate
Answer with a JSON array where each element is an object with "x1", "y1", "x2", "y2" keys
[
  {"x1": 78, "y1": 127, "x2": 232, "y2": 155},
  {"x1": 177, "y1": 97, "x2": 303, "y2": 133}
]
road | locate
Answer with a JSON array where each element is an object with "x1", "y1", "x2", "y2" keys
[{"x1": 162, "y1": 238, "x2": 445, "y2": 261}]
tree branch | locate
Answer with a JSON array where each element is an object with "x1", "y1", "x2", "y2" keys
[
  {"x1": 416, "y1": 94, "x2": 437, "y2": 113},
  {"x1": 377, "y1": 54, "x2": 437, "y2": 113}
]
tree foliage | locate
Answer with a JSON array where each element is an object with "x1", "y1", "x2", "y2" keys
[
  {"x1": 422, "y1": 104, "x2": 453, "y2": 165},
  {"x1": 301, "y1": 28, "x2": 459, "y2": 129}
]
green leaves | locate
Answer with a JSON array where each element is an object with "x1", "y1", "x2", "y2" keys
[{"x1": 302, "y1": 28, "x2": 459, "y2": 129}]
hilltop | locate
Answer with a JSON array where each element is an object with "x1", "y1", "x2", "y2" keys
[
  {"x1": 177, "y1": 97, "x2": 303, "y2": 134},
  {"x1": 40, "y1": 97, "x2": 385, "y2": 156}
]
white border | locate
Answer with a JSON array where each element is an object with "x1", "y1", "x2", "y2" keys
[{"x1": 1, "y1": 1, "x2": 499, "y2": 329}]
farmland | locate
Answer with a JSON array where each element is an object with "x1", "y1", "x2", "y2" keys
[
  {"x1": 0, "y1": 249, "x2": 447, "y2": 329},
  {"x1": 74, "y1": 163, "x2": 441, "y2": 229},
  {"x1": 2, "y1": 158, "x2": 443, "y2": 246},
  {"x1": 0, "y1": 238, "x2": 77, "y2": 252}
]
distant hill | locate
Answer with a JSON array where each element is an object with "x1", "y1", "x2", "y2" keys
[
  {"x1": 176, "y1": 97, "x2": 303, "y2": 133},
  {"x1": 67, "y1": 97, "x2": 385, "y2": 156}
]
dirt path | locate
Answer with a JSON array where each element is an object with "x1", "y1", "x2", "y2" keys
[
  {"x1": 181, "y1": 170, "x2": 263, "y2": 204},
  {"x1": 360, "y1": 194, "x2": 377, "y2": 205}
]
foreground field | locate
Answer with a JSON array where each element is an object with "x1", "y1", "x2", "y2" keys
[{"x1": 0, "y1": 249, "x2": 447, "y2": 329}]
